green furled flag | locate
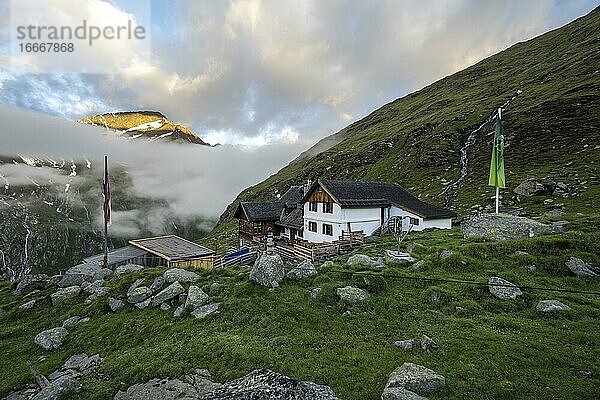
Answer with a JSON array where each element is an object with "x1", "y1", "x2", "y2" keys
[{"x1": 488, "y1": 110, "x2": 506, "y2": 188}]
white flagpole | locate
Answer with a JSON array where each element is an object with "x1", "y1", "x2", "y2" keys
[{"x1": 496, "y1": 108, "x2": 502, "y2": 214}]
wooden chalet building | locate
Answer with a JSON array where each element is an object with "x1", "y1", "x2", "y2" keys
[
  {"x1": 234, "y1": 185, "x2": 305, "y2": 246},
  {"x1": 234, "y1": 179, "x2": 456, "y2": 246},
  {"x1": 83, "y1": 234, "x2": 215, "y2": 269}
]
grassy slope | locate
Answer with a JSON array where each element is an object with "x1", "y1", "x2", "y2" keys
[
  {"x1": 215, "y1": 7, "x2": 600, "y2": 227},
  {"x1": 1, "y1": 215, "x2": 600, "y2": 399}
]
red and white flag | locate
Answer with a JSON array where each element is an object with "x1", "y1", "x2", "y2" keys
[{"x1": 102, "y1": 155, "x2": 111, "y2": 226}]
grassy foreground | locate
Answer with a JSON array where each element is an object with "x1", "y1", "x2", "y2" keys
[{"x1": 1, "y1": 227, "x2": 600, "y2": 399}]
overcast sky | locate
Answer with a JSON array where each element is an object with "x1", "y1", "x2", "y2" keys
[{"x1": 0, "y1": 0, "x2": 598, "y2": 148}]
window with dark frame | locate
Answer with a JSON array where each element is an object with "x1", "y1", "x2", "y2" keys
[
  {"x1": 410, "y1": 217, "x2": 420, "y2": 226},
  {"x1": 323, "y1": 202, "x2": 333, "y2": 213},
  {"x1": 322, "y1": 223, "x2": 333, "y2": 236},
  {"x1": 308, "y1": 221, "x2": 317, "y2": 232},
  {"x1": 309, "y1": 201, "x2": 318, "y2": 212}
]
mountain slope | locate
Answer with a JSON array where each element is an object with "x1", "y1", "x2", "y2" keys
[
  {"x1": 215, "y1": 7, "x2": 600, "y2": 229},
  {"x1": 79, "y1": 111, "x2": 209, "y2": 145}
]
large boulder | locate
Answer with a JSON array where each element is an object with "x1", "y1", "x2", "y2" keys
[
  {"x1": 347, "y1": 254, "x2": 379, "y2": 267},
  {"x1": 34, "y1": 327, "x2": 68, "y2": 350},
  {"x1": 202, "y1": 369, "x2": 340, "y2": 400},
  {"x1": 51, "y1": 286, "x2": 81, "y2": 305},
  {"x1": 565, "y1": 257, "x2": 597, "y2": 277},
  {"x1": 385, "y1": 363, "x2": 445, "y2": 396},
  {"x1": 537, "y1": 300, "x2": 571, "y2": 312},
  {"x1": 488, "y1": 277, "x2": 522, "y2": 300},
  {"x1": 32, "y1": 376, "x2": 81, "y2": 400},
  {"x1": 286, "y1": 260, "x2": 318, "y2": 280},
  {"x1": 58, "y1": 263, "x2": 111, "y2": 287},
  {"x1": 336, "y1": 286, "x2": 369, "y2": 303},
  {"x1": 513, "y1": 179, "x2": 555, "y2": 196},
  {"x1": 14, "y1": 274, "x2": 48, "y2": 296},
  {"x1": 163, "y1": 268, "x2": 201, "y2": 283},
  {"x1": 250, "y1": 253, "x2": 285, "y2": 288},
  {"x1": 185, "y1": 286, "x2": 209, "y2": 309},
  {"x1": 382, "y1": 387, "x2": 428, "y2": 400},
  {"x1": 151, "y1": 282, "x2": 185, "y2": 306},
  {"x1": 461, "y1": 213, "x2": 555, "y2": 240}
]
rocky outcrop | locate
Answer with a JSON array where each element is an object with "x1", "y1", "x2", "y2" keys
[
  {"x1": 151, "y1": 282, "x2": 185, "y2": 306},
  {"x1": 461, "y1": 213, "x2": 555, "y2": 240},
  {"x1": 32, "y1": 376, "x2": 82, "y2": 400},
  {"x1": 58, "y1": 263, "x2": 111, "y2": 287},
  {"x1": 488, "y1": 277, "x2": 522, "y2": 300},
  {"x1": 163, "y1": 268, "x2": 200, "y2": 283},
  {"x1": 34, "y1": 327, "x2": 68, "y2": 350},
  {"x1": 51, "y1": 286, "x2": 81, "y2": 305},
  {"x1": 565, "y1": 257, "x2": 597, "y2": 277},
  {"x1": 286, "y1": 260, "x2": 318, "y2": 280},
  {"x1": 202, "y1": 369, "x2": 340, "y2": 400},
  {"x1": 384, "y1": 363, "x2": 445, "y2": 396},
  {"x1": 537, "y1": 300, "x2": 571, "y2": 312},
  {"x1": 113, "y1": 369, "x2": 220, "y2": 400},
  {"x1": 336, "y1": 286, "x2": 369, "y2": 303},
  {"x1": 14, "y1": 274, "x2": 48, "y2": 296}
]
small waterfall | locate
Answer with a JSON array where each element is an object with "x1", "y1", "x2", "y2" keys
[{"x1": 443, "y1": 93, "x2": 521, "y2": 207}]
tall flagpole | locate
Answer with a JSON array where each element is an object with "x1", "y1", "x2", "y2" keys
[
  {"x1": 103, "y1": 155, "x2": 109, "y2": 269},
  {"x1": 496, "y1": 108, "x2": 501, "y2": 214}
]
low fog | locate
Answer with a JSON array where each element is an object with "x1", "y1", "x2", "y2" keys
[{"x1": 0, "y1": 106, "x2": 304, "y2": 233}]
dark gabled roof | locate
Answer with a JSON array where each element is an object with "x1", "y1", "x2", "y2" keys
[
  {"x1": 277, "y1": 185, "x2": 304, "y2": 207},
  {"x1": 129, "y1": 235, "x2": 214, "y2": 261},
  {"x1": 235, "y1": 202, "x2": 284, "y2": 222},
  {"x1": 277, "y1": 207, "x2": 304, "y2": 229},
  {"x1": 303, "y1": 179, "x2": 456, "y2": 219},
  {"x1": 83, "y1": 245, "x2": 148, "y2": 266}
]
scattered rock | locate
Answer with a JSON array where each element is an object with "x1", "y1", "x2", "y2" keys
[
  {"x1": 114, "y1": 264, "x2": 144, "y2": 279},
  {"x1": 184, "y1": 369, "x2": 222, "y2": 396},
  {"x1": 201, "y1": 369, "x2": 340, "y2": 400},
  {"x1": 152, "y1": 281, "x2": 185, "y2": 306},
  {"x1": 190, "y1": 303, "x2": 220, "y2": 319},
  {"x1": 173, "y1": 304, "x2": 185, "y2": 318},
  {"x1": 461, "y1": 213, "x2": 554, "y2": 240},
  {"x1": 394, "y1": 340, "x2": 414, "y2": 350},
  {"x1": 309, "y1": 287, "x2": 322, "y2": 299},
  {"x1": 385, "y1": 363, "x2": 445, "y2": 396},
  {"x1": 420, "y1": 335, "x2": 439, "y2": 353},
  {"x1": 49, "y1": 353, "x2": 104, "y2": 381},
  {"x1": 286, "y1": 260, "x2": 318, "y2": 280},
  {"x1": 179, "y1": 293, "x2": 188, "y2": 303},
  {"x1": 0, "y1": 308, "x2": 4, "y2": 316},
  {"x1": 163, "y1": 268, "x2": 200, "y2": 283},
  {"x1": 321, "y1": 260, "x2": 334, "y2": 268},
  {"x1": 61, "y1": 316, "x2": 81, "y2": 330},
  {"x1": 14, "y1": 274, "x2": 48, "y2": 296},
  {"x1": 386, "y1": 251, "x2": 416, "y2": 264},
  {"x1": 160, "y1": 303, "x2": 171, "y2": 311},
  {"x1": 439, "y1": 250, "x2": 453, "y2": 259},
  {"x1": 382, "y1": 386, "x2": 428, "y2": 400},
  {"x1": 537, "y1": 300, "x2": 571, "y2": 312},
  {"x1": 525, "y1": 264, "x2": 537, "y2": 273},
  {"x1": 512, "y1": 251, "x2": 529, "y2": 256},
  {"x1": 134, "y1": 298, "x2": 152, "y2": 309},
  {"x1": 410, "y1": 260, "x2": 425, "y2": 270},
  {"x1": 32, "y1": 376, "x2": 81, "y2": 400},
  {"x1": 59, "y1": 263, "x2": 111, "y2": 287},
  {"x1": 108, "y1": 297, "x2": 124, "y2": 313},
  {"x1": 209, "y1": 282, "x2": 220, "y2": 291},
  {"x1": 113, "y1": 377, "x2": 200, "y2": 400},
  {"x1": 51, "y1": 286, "x2": 81, "y2": 305},
  {"x1": 127, "y1": 287, "x2": 153, "y2": 304},
  {"x1": 566, "y1": 257, "x2": 597, "y2": 277},
  {"x1": 342, "y1": 310, "x2": 352, "y2": 317},
  {"x1": 46, "y1": 275, "x2": 63, "y2": 288},
  {"x1": 543, "y1": 208, "x2": 564, "y2": 218},
  {"x1": 347, "y1": 254, "x2": 379, "y2": 267},
  {"x1": 78, "y1": 317, "x2": 90, "y2": 325},
  {"x1": 336, "y1": 286, "x2": 369, "y2": 303},
  {"x1": 428, "y1": 292, "x2": 443, "y2": 302},
  {"x1": 126, "y1": 279, "x2": 146, "y2": 297},
  {"x1": 185, "y1": 286, "x2": 209, "y2": 309},
  {"x1": 34, "y1": 327, "x2": 68, "y2": 350},
  {"x1": 19, "y1": 300, "x2": 36, "y2": 310},
  {"x1": 488, "y1": 277, "x2": 522, "y2": 300},
  {"x1": 513, "y1": 179, "x2": 554, "y2": 197},
  {"x1": 149, "y1": 276, "x2": 166, "y2": 293}
]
